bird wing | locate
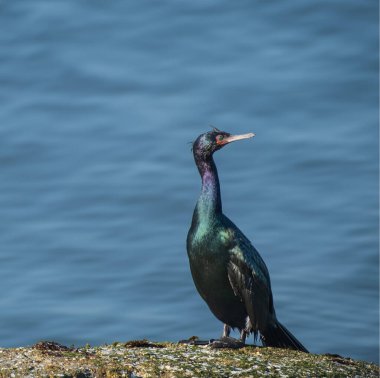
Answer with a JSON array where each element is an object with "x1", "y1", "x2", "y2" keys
[{"x1": 225, "y1": 223, "x2": 274, "y2": 332}]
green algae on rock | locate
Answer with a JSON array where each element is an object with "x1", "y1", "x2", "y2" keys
[{"x1": 0, "y1": 340, "x2": 378, "y2": 378}]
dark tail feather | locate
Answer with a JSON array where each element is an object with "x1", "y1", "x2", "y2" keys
[{"x1": 261, "y1": 321, "x2": 309, "y2": 353}]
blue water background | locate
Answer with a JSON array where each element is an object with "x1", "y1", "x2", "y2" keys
[{"x1": 0, "y1": 0, "x2": 378, "y2": 363}]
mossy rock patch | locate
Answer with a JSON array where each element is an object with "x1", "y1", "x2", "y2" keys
[{"x1": 0, "y1": 340, "x2": 378, "y2": 377}]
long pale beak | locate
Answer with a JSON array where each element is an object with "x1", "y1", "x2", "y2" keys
[{"x1": 223, "y1": 132, "x2": 255, "y2": 144}]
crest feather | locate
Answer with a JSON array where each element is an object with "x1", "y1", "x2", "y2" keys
[{"x1": 209, "y1": 125, "x2": 221, "y2": 132}]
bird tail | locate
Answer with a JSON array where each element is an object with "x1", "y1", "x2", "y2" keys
[{"x1": 261, "y1": 320, "x2": 308, "y2": 353}]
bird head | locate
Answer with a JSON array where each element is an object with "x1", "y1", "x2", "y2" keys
[{"x1": 192, "y1": 128, "x2": 255, "y2": 160}]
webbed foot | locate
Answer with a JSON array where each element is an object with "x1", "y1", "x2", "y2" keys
[
  {"x1": 178, "y1": 336, "x2": 210, "y2": 346},
  {"x1": 208, "y1": 336, "x2": 245, "y2": 349}
]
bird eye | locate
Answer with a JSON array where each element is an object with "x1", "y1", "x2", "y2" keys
[{"x1": 217, "y1": 135, "x2": 224, "y2": 141}]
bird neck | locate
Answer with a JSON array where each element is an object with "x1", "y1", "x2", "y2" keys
[{"x1": 196, "y1": 156, "x2": 222, "y2": 218}]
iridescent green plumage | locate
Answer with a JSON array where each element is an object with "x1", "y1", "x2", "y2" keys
[{"x1": 186, "y1": 130, "x2": 308, "y2": 352}]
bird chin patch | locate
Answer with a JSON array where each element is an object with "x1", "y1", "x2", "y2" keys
[{"x1": 216, "y1": 139, "x2": 228, "y2": 146}]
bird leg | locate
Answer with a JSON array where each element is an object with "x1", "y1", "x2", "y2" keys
[
  {"x1": 222, "y1": 324, "x2": 231, "y2": 338},
  {"x1": 208, "y1": 325, "x2": 246, "y2": 349},
  {"x1": 178, "y1": 325, "x2": 246, "y2": 349},
  {"x1": 239, "y1": 330, "x2": 247, "y2": 343}
]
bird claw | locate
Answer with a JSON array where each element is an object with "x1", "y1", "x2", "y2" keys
[
  {"x1": 208, "y1": 336, "x2": 245, "y2": 349},
  {"x1": 179, "y1": 336, "x2": 245, "y2": 349},
  {"x1": 178, "y1": 336, "x2": 210, "y2": 346}
]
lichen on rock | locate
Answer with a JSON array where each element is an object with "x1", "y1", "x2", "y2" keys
[{"x1": 0, "y1": 340, "x2": 378, "y2": 377}]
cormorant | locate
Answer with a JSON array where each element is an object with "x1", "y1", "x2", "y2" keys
[{"x1": 186, "y1": 128, "x2": 308, "y2": 352}]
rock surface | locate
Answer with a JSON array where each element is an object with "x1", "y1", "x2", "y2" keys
[{"x1": 0, "y1": 340, "x2": 378, "y2": 377}]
